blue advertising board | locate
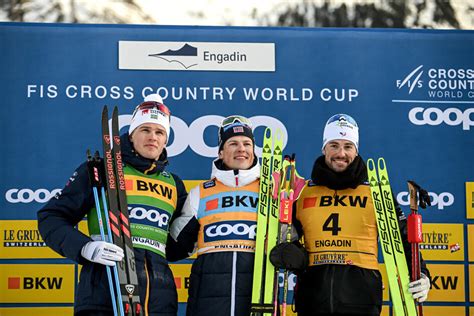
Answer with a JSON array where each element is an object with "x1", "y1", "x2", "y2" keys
[{"x1": 1, "y1": 22, "x2": 473, "y2": 315}]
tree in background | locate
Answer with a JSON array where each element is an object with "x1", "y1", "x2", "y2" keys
[
  {"x1": 0, "y1": 0, "x2": 154, "y2": 23},
  {"x1": 259, "y1": 0, "x2": 466, "y2": 29},
  {"x1": 1, "y1": 0, "x2": 472, "y2": 29}
]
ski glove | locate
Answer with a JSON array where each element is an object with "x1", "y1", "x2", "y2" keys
[
  {"x1": 270, "y1": 242, "x2": 309, "y2": 271},
  {"x1": 81, "y1": 241, "x2": 124, "y2": 266},
  {"x1": 408, "y1": 273, "x2": 430, "y2": 303}
]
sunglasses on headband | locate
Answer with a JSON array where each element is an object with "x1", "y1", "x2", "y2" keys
[
  {"x1": 221, "y1": 115, "x2": 252, "y2": 129},
  {"x1": 133, "y1": 101, "x2": 171, "y2": 119},
  {"x1": 326, "y1": 114, "x2": 357, "y2": 127}
]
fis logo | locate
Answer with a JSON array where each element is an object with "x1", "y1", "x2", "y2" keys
[
  {"x1": 8, "y1": 277, "x2": 63, "y2": 290},
  {"x1": 204, "y1": 221, "x2": 256, "y2": 242},
  {"x1": 396, "y1": 65, "x2": 424, "y2": 94}
]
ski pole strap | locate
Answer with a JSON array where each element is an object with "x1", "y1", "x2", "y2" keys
[
  {"x1": 87, "y1": 150, "x2": 104, "y2": 188},
  {"x1": 407, "y1": 180, "x2": 431, "y2": 210}
]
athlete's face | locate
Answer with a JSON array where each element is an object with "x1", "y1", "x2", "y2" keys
[
  {"x1": 129, "y1": 123, "x2": 167, "y2": 160},
  {"x1": 219, "y1": 136, "x2": 255, "y2": 170},
  {"x1": 323, "y1": 140, "x2": 358, "y2": 172}
]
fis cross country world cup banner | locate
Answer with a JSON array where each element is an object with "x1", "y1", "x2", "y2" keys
[{"x1": 0, "y1": 22, "x2": 473, "y2": 315}]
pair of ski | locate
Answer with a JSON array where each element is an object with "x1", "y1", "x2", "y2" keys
[
  {"x1": 86, "y1": 106, "x2": 142, "y2": 316},
  {"x1": 250, "y1": 128, "x2": 305, "y2": 316},
  {"x1": 368, "y1": 158, "x2": 428, "y2": 316}
]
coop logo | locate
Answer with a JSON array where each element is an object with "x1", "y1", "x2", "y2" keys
[
  {"x1": 5, "y1": 188, "x2": 62, "y2": 204},
  {"x1": 396, "y1": 65, "x2": 424, "y2": 94},
  {"x1": 8, "y1": 276, "x2": 63, "y2": 290},
  {"x1": 118, "y1": 114, "x2": 287, "y2": 158},
  {"x1": 119, "y1": 41, "x2": 275, "y2": 72},
  {"x1": 396, "y1": 191, "x2": 454, "y2": 210},
  {"x1": 204, "y1": 221, "x2": 256, "y2": 242},
  {"x1": 128, "y1": 205, "x2": 170, "y2": 228},
  {"x1": 408, "y1": 107, "x2": 474, "y2": 130},
  {"x1": 277, "y1": 272, "x2": 296, "y2": 291}
]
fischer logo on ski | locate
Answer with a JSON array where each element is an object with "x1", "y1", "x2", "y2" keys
[
  {"x1": 251, "y1": 127, "x2": 283, "y2": 315},
  {"x1": 367, "y1": 158, "x2": 416, "y2": 316}
]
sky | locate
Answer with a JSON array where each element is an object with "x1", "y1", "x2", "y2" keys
[
  {"x1": 0, "y1": 0, "x2": 472, "y2": 29},
  {"x1": 136, "y1": 0, "x2": 473, "y2": 29},
  {"x1": 136, "y1": 0, "x2": 275, "y2": 27}
]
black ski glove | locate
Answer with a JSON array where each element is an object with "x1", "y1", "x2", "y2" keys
[{"x1": 270, "y1": 242, "x2": 309, "y2": 271}]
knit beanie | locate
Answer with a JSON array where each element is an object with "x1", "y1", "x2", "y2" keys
[
  {"x1": 218, "y1": 115, "x2": 254, "y2": 152},
  {"x1": 322, "y1": 113, "x2": 359, "y2": 151},
  {"x1": 128, "y1": 94, "x2": 171, "y2": 143}
]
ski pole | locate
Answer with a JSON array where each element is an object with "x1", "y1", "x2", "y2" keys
[
  {"x1": 276, "y1": 156, "x2": 291, "y2": 316},
  {"x1": 407, "y1": 180, "x2": 431, "y2": 316},
  {"x1": 278, "y1": 154, "x2": 306, "y2": 316},
  {"x1": 87, "y1": 150, "x2": 120, "y2": 316}
]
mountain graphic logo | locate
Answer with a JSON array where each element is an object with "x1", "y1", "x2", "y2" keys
[{"x1": 148, "y1": 44, "x2": 198, "y2": 69}]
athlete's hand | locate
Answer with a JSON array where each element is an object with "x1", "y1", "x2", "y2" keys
[
  {"x1": 408, "y1": 273, "x2": 430, "y2": 303},
  {"x1": 81, "y1": 241, "x2": 124, "y2": 266},
  {"x1": 270, "y1": 242, "x2": 308, "y2": 271}
]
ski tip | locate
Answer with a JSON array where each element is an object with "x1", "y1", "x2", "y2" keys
[
  {"x1": 275, "y1": 128, "x2": 284, "y2": 141},
  {"x1": 378, "y1": 157, "x2": 386, "y2": 171},
  {"x1": 102, "y1": 106, "x2": 108, "y2": 119},
  {"x1": 264, "y1": 126, "x2": 272, "y2": 139},
  {"x1": 367, "y1": 158, "x2": 375, "y2": 170}
]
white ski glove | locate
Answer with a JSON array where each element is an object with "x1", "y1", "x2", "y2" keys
[
  {"x1": 408, "y1": 273, "x2": 430, "y2": 303},
  {"x1": 81, "y1": 241, "x2": 124, "y2": 266}
]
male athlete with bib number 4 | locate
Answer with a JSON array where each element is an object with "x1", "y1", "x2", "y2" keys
[
  {"x1": 270, "y1": 114, "x2": 431, "y2": 316},
  {"x1": 167, "y1": 115, "x2": 260, "y2": 316}
]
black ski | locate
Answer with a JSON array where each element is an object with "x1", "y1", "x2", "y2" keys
[{"x1": 102, "y1": 106, "x2": 142, "y2": 316}]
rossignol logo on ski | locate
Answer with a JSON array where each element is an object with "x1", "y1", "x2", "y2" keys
[
  {"x1": 97, "y1": 106, "x2": 143, "y2": 315},
  {"x1": 125, "y1": 284, "x2": 135, "y2": 295}
]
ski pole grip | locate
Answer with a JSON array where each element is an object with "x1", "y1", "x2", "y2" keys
[
  {"x1": 280, "y1": 196, "x2": 292, "y2": 223},
  {"x1": 407, "y1": 213, "x2": 423, "y2": 243}
]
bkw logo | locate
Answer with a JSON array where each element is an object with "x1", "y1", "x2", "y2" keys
[
  {"x1": 431, "y1": 276, "x2": 458, "y2": 290},
  {"x1": 8, "y1": 277, "x2": 63, "y2": 289},
  {"x1": 396, "y1": 65, "x2": 424, "y2": 94}
]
